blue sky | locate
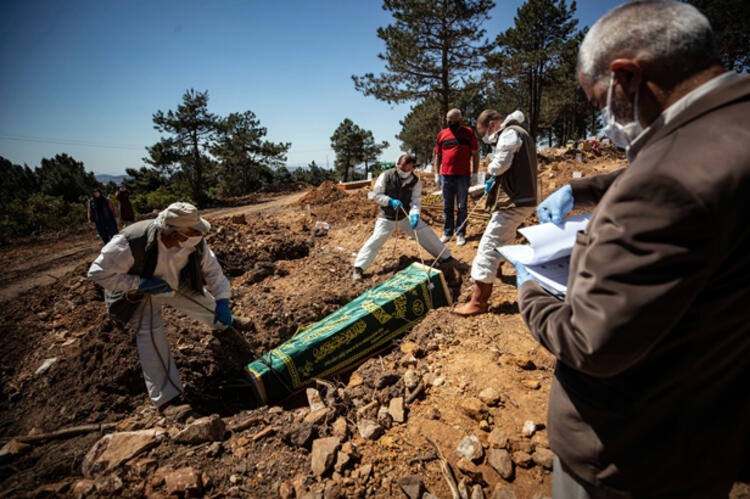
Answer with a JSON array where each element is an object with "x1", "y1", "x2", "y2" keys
[{"x1": 0, "y1": 0, "x2": 623, "y2": 175}]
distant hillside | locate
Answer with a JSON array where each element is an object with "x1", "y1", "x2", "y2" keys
[{"x1": 95, "y1": 173, "x2": 129, "y2": 185}]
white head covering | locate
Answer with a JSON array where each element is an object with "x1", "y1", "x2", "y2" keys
[
  {"x1": 501, "y1": 110, "x2": 525, "y2": 128},
  {"x1": 154, "y1": 202, "x2": 211, "y2": 233}
]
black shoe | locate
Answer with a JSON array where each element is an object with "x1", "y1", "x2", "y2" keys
[
  {"x1": 232, "y1": 316, "x2": 255, "y2": 332},
  {"x1": 156, "y1": 393, "x2": 193, "y2": 421}
]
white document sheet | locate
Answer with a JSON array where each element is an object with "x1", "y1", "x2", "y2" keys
[{"x1": 497, "y1": 213, "x2": 591, "y2": 296}]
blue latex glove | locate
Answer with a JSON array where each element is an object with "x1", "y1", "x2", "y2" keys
[
  {"x1": 214, "y1": 298, "x2": 232, "y2": 327},
  {"x1": 511, "y1": 261, "x2": 533, "y2": 289},
  {"x1": 484, "y1": 176, "x2": 496, "y2": 195},
  {"x1": 389, "y1": 198, "x2": 404, "y2": 212},
  {"x1": 409, "y1": 213, "x2": 419, "y2": 229},
  {"x1": 138, "y1": 277, "x2": 171, "y2": 295},
  {"x1": 537, "y1": 184, "x2": 574, "y2": 224}
]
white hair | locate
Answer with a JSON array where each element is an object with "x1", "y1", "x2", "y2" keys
[
  {"x1": 447, "y1": 108, "x2": 462, "y2": 120},
  {"x1": 578, "y1": 0, "x2": 719, "y2": 87}
]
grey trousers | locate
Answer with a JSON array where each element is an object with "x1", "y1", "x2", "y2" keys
[
  {"x1": 129, "y1": 290, "x2": 222, "y2": 407},
  {"x1": 553, "y1": 456, "x2": 633, "y2": 499},
  {"x1": 354, "y1": 217, "x2": 450, "y2": 271}
]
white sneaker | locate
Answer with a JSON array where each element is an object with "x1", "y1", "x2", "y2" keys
[
  {"x1": 456, "y1": 235, "x2": 466, "y2": 246},
  {"x1": 440, "y1": 234, "x2": 451, "y2": 243}
]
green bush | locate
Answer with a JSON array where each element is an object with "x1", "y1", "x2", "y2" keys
[
  {"x1": 132, "y1": 187, "x2": 180, "y2": 214},
  {"x1": 0, "y1": 193, "x2": 87, "y2": 244}
]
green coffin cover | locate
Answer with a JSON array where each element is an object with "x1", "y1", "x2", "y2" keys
[{"x1": 246, "y1": 263, "x2": 452, "y2": 405}]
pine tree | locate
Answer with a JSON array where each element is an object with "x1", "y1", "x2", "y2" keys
[
  {"x1": 687, "y1": 0, "x2": 749, "y2": 73},
  {"x1": 353, "y1": 0, "x2": 494, "y2": 123},
  {"x1": 212, "y1": 111, "x2": 291, "y2": 195},
  {"x1": 145, "y1": 89, "x2": 218, "y2": 205},
  {"x1": 488, "y1": 0, "x2": 580, "y2": 139},
  {"x1": 330, "y1": 119, "x2": 365, "y2": 182}
]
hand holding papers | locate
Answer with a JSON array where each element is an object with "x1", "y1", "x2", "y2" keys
[{"x1": 498, "y1": 214, "x2": 591, "y2": 296}]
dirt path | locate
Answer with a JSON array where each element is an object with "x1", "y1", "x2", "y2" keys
[{"x1": 0, "y1": 191, "x2": 310, "y2": 302}]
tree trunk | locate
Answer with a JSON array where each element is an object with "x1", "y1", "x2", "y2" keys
[{"x1": 192, "y1": 131, "x2": 203, "y2": 205}]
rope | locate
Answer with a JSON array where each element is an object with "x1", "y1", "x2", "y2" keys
[
  {"x1": 133, "y1": 295, "x2": 184, "y2": 399},
  {"x1": 425, "y1": 191, "x2": 489, "y2": 278},
  {"x1": 170, "y1": 288, "x2": 297, "y2": 398},
  {"x1": 399, "y1": 206, "x2": 436, "y2": 309}
]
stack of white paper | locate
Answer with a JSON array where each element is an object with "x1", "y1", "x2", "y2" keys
[{"x1": 497, "y1": 214, "x2": 591, "y2": 296}]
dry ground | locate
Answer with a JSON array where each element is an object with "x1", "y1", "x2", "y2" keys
[{"x1": 3, "y1": 148, "x2": 745, "y2": 498}]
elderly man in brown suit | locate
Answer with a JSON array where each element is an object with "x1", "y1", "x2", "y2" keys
[{"x1": 511, "y1": 1, "x2": 750, "y2": 497}]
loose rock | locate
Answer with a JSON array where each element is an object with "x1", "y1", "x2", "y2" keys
[
  {"x1": 282, "y1": 422, "x2": 315, "y2": 449},
  {"x1": 491, "y1": 486, "x2": 518, "y2": 499},
  {"x1": 521, "y1": 379, "x2": 541, "y2": 390},
  {"x1": 357, "y1": 419, "x2": 384, "y2": 440},
  {"x1": 478, "y1": 387, "x2": 501, "y2": 406},
  {"x1": 388, "y1": 397, "x2": 405, "y2": 424},
  {"x1": 403, "y1": 369, "x2": 420, "y2": 391},
  {"x1": 174, "y1": 415, "x2": 226, "y2": 444},
  {"x1": 398, "y1": 474, "x2": 424, "y2": 499},
  {"x1": 456, "y1": 434, "x2": 484, "y2": 462},
  {"x1": 164, "y1": 467, "x2": 203, "y2": 497},
  {"x1": 532, "y1": 447, "x2": 555, "y2": 470},
  {"x1": 522, "y1": 420, "x2": 537, "y2": 438},
  {"x1": 311, "y1": 437, "x2": 341, "y2": 477},
  {"x1": 511, "y1": 451, "x2": 534, "y2": 469},
  {"x1": 488, "y1": 428, "x2": 508, "y2": 449},
  {"x1": 471, "y1": 484, "x2": 486, "y2": 499},
  {"x1": 307, "y1": 388, "x2": 326, "y2": 412},
  {"x1": 461, "y1": 398, "x2": 488, "y2": 421},
  {"x1": 82, "y1": 429, "x2": 164, "y2": 478},
  {"x1": 332, "y1": 417, "x2": 348, "y2": 439},
  {"x1": 487, "y1": 448, "x2": 514, "y2": 481}
]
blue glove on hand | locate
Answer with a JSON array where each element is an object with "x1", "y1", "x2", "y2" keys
[
  {"x1": 214, "y1": 298, "x2": 232, "y2": 328},
  {"x1": 509, "y1": 260, "x2": 533, "y2": 289},
  {"x1": 138, "y1": 278, "x2": 171, "y2": 295},
  {"x1": 484, "y1": 177, "x2": 496, "y2": 195},
  {"x1": 409, "y1": 214, "x2": 419, "y2": 229},
  {"x1": 389, "y1": 198, "x2": 404, "y2": 212},
  {"x1": 537, "y1": 184, "x2": 574, "y2": 224}
]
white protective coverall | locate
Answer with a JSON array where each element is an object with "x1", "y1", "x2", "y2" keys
[
  {"x1": 88, "y1": 233, "x2": 230, "y2": 407},
  {"x1": 354, "y1": 170, "x2": 451, "y2": 271},
  {"x1": 471, "y1": 111, "x2": 535, "y2": 283}
]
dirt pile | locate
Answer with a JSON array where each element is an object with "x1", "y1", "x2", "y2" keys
[{"x1": 297, "y1": 181, "x2": 346, "y2": 206}]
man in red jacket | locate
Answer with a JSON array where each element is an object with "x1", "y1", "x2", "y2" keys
[{"x1": 434, "y1": 108, "x2": 479, "y2": 246}]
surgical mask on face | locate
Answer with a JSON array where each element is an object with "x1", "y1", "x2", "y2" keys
[
  {"x1": 601, "y1": 73, "x2": 643, "y2": 149},
  {"x1": 178, "y1": 235, "x2": 203, "y2": 249},
  {"x1": 482, "y1": 132, "x2": 495, "y2": 145},
  {"x1": 396, "y1": 167, "x2": 412, "y2": 179}
]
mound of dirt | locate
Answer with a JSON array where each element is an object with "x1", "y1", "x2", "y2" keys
[{"x1": 297, "y1": 181, "x2": 346, "y2": 206}]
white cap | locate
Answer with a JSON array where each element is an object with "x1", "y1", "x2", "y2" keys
[
  {"x1": 502, "y1": 110, "x2": 525, "y2": 127},
  {"x1": 158, "y1": 202, "x2": 210, "y2": 233}
]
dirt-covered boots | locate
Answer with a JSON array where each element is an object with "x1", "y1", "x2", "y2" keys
[{"x1": 452, "y1": 281, "x2": 493, "y2": 316}]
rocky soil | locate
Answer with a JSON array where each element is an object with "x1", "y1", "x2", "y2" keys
[{"x1": 2, "y1": 147, "x2": 747, "y2": 498}]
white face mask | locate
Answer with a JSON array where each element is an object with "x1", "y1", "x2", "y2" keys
[
  {"x1": 396, "y1": 167, "x2": 412, "y2": 179},
  {"x1": 601, "y1": 73, "x2": 643, "y2": 149},
  {"x1": 482, "y1": 132, "x2": 495, "y2": 145},
  {"x1": 178, "y1": 235, "x2": 203, "y2": 249}
]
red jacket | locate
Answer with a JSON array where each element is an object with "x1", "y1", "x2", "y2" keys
[{"x1": 435, "y1": 126, "x2": 477, "y2": 176}]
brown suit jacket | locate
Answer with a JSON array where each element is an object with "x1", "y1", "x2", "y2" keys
[{"x1": 519, "y1": 74, "x2": 750, "y2": 495}]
